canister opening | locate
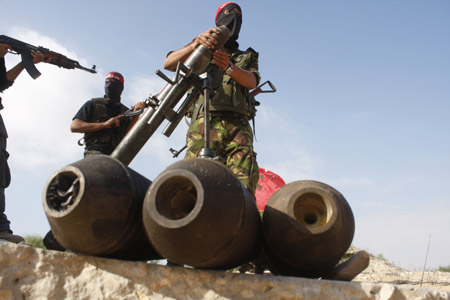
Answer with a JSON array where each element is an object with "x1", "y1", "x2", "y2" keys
[
  {"x1": 155, "y1": 176, "x2": 197, "y2": 220},
  {"x1": 293, "y1": 193, "x2": 329, "y2": 228},
  {"x1": 46, "y1": 171, "x2": 80, "y2": 212}
]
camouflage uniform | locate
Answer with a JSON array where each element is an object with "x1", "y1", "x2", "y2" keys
[{"x1": 185, "y1": 47, "x2": 260, "y2": 195}]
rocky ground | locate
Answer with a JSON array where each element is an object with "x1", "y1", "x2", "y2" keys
[
  {"x1": 352, "y1": 250, "x2": 450, "y2": 292},
  {"x1": 237, "y1": 247, "x2": 450, "y2": 293},
  {"x1": 1, "y1": 242, "x2": 449, "y2": 299},
  {"x1": 9, "y1": 239, "x2": 450, "y2": 294}
]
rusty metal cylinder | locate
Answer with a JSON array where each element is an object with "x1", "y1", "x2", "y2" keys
[
  {"x1": 142, "y1": 158, "x2": 261, "y2": 269},
  {"x1": 42, "y1": 155, "x2": 160, "y2": 261},
  {"x1": 262, "y1": 180, "x2": 355, "y2": 278}
]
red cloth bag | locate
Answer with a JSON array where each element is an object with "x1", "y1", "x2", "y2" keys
[{"x1": 255, "y1": 168, "x2": 286, "y2": 210}]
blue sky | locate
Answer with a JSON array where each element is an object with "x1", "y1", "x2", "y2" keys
[{"x1": 1, "y1": 0, "x2": 449, "y2": 271}]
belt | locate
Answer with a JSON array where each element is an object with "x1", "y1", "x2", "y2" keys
[{"x1": 199, "y1": 111, "x2": 248, "y2": 120}]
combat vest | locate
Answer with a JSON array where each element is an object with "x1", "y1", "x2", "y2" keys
[
  {"x1": 190, "y1": 47, "x2": 261, "y2": 120},
  {"x1": 83, "y1": 98, "x2": 129, "y2": 151}
]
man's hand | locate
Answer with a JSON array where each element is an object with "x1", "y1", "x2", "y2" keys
[
  {"x1": 213, "y1": 49, "x2": 230, "y2": 71},
  {"x1": 194, "y1": 27, "x2": 221, "y2": 50},
  {"x1": 0, "y1": 43, "x2": 12, "y2": 58},
  {"x1": 104, "y1": 115, "x2": 122, "y2": 128},
  {"x1": 213, "y1": 50, "x2": 258, "y2": 89},
  {"x1": 31, "y1": 50, "x2": 48, "y2": 64},
  {"x1": 132, "y1": 101, "x2": 146, "y2": 111},
  {"x1": 0, "y1": 44, "x2": 47, "y2": 63}
]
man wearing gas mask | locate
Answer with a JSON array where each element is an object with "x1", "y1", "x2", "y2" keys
[
  {"x1": 164, "y1": 2, "x2": 260, "y2": 196},
  {"x1": 70, "y1": 72, "x2": 145, "y2": 157}
]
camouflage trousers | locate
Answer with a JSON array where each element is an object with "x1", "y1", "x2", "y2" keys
[{"x1": 184, "y1": 113, "x2": 259, "y2": 196}]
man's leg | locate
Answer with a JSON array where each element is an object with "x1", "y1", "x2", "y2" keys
[
  {"x1": 0, "y1": 187, "x2": 25, "y2": 243},
  {"x1": 0, "y1": 187, "x2": 10, "y2": 232},
  {"x1": 224, "y1": 118, "x2": 259, "y2": 196}
]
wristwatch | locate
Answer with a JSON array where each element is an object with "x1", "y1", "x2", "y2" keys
[{"x1": 224, "y1": 62, "x2": 234, "y2": 75}]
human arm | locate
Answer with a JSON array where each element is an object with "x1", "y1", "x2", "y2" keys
[
  {"x1": 5, "y1": 50, "x2": 47, "y2": 82},
  {"x1": 0, "y1": 43, "x2": 11, "y2": 58},
  {"x1": 70, "y1": 116, "x2": 123, "y2": 133},
  {"x1": 212, "y1": 49, "x2": 258, "y2": 90},
  {"x1": 70, "y1": 100, "x2": 123, "y2": 133},
  {"x1": 163, "y1": 27, "x2": 258, "y2": 90},
  {"x1": 1, "y1": 45, "x2": 11, "y2": 92}
]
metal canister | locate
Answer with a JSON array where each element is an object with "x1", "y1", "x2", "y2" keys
[
  {"x1": 143, "y1": 158, "x2": 261, "y2": 269},
  {"x1": 42, "y1": 155, "x2": 160, "y2": 261},
  {"x1": 262, "y1": 180, "x2": 355, "y2": 278}
]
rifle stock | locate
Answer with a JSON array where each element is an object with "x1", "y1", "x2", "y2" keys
[{"x1": 250, "y1": 80, "x2": 277, "y2": 97}]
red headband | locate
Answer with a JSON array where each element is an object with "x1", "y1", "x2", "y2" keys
[
  {"x1": 215, "y1": 2, "x2": 238, "y2": 23},
  {"x1": 106, "y1": 72, "x2": 124, "y2": 84}
]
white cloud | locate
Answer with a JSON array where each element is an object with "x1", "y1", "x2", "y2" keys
[
  {"x1": 124, "y1": 73, "x2": 165, "y2": 105},
  {"x1": 3, "y1": 32, "x2": 102, "y2": 171}
]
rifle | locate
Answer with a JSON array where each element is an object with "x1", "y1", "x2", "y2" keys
[{"x1": 0, "y1": 35, "x2": 96, "y2": 79}]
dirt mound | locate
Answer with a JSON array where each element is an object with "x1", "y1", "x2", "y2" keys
[{"x1": 351, "y1": 248, "x2": 450, "y2": 292}]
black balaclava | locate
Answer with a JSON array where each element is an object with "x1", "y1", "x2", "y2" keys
[
  {"x1": 215, "y1": 2, "x2": 242, "y2": 51},
  {"x1": 104, "y1": 72, "x2": 124, "y2": 105}
]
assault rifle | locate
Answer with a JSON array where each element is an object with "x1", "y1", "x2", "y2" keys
[{"x1": 0, "y1": 35, "x2": 97, "y2": 79}]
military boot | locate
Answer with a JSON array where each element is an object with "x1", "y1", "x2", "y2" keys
[{"x1": 0, "y1": 231, "x2": 25, "y2": 244}]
